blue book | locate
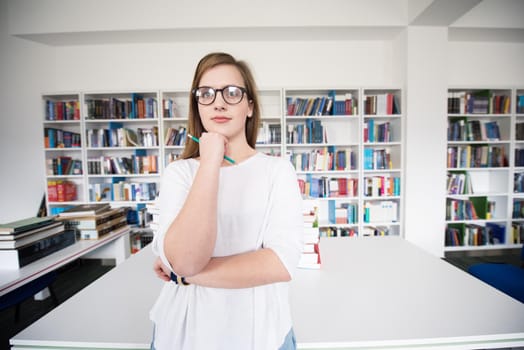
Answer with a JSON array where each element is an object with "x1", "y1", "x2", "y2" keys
[
  {"x1": 306, "y1": 119, "x2": 313, "y2": 143},
  {"x1": 394, "y1": 177, "x2": 401, "y2": 196},
  {"x1": 486, "y1": 222, "x2": 505, "y2": 244},
  {"x1": 364, "y1": 148, "x2": 374, "y2": 170},
  {"x1": 328, "y1": 90, "x2": 336, "y2": 116},
  {"x1": 347, "y1": 204, "x2": 357, "y2": 224},
  {"x1": 313, "y1": 120, "x2": 323, "y2": 143},
  {"x1": 297, "y1": 124, "x2": 304, "y2": 144},
  {"x1": 317, "y1": 97, "x2": 326, "y2": 116},
  {"x1": 328, "y1": 200, "x2": 336, "y2": 224},
  {"x1": 518, "y1": 95, "x2": 524, "y2": 113},
  {"x1": 368, "y1": 119, "x2": 375, "y2": 142},
  {"x1": 133, "y1": 93, "x2": 145, "y2": 119}
]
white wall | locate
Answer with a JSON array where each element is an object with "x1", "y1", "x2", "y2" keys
[
  {"x1": 0, "y1": 34, "x2": 397, "y2": 224},
  {"x1": 0, "y1": 0, "x2": 53, "y2": 222},
  {"x1": 448, "y1": 41, "x2": 524, "y2": 86},
  {"x1": 49, "y1": 41, "x2": 394, "y2": 91},
  {"x1": 1, "y1": 0, "x2": 523, "y2": 257}
]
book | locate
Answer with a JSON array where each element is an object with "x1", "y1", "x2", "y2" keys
[
  {"x1": 298, "y1": 243, "x2": 321, "y2": 269},
  {"x1": 0, "y1": 221, "x2": 63, "y2": 241},
  {"x1": 0, "y1": 230, "x2": 76, "y2": 269},
  {"x1": 486, "y1": 222, "x2": 506, "y2": 245},
  {"x1": 58, "y1": 203, "x2": 111, "y2": 218},
  {"x1": 78, "y1": 216, "x2": 128, "y2": 240},
  {"x1": 47, "y1": 180, "x2": 77, "y2": 202},
  {"x1": 0, "y1": 222, "x2": 65, "y2": 249},
  {"x1": 0, "y1": 216, "x2": 56, "y2": 234},
  {"x1": 61, "y1": 207, "x2": 127, "y2": 230},
  {"x1": 124, "y1": 128, "x2": 139, "y2": 146},
  {"x1": 299, "y1": 200, "x2": 321, "y2": 269}
]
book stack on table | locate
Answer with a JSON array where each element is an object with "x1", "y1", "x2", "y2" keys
[
  {"x1": 298, "y1": 200, "x2": 321, "y2": 269},
  {"x1": 0, "y1": 216, "x2": 75, "y2": 269},
  {"x1": 57, "y1": 203, "x2": 129, "y2": 240}
]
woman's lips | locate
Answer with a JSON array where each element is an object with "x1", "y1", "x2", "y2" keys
[{"x1": 212, "y1": 116, "x2": 231, "y2": 123}]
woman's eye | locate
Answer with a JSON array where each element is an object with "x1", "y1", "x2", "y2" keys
[
  {"x1": 202, "y1": 90, "x2": 214, "y2": 98},
  {"x1": 227, "y1": 88, "x2": 240, "y2": 97}
]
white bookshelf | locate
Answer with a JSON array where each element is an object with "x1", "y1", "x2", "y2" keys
[
  {"x1": 445, "y1": 87, "x2": 524, "y2": 253},
  {"x1": 361, "y1": 88, "x2": 403, "y2": 237},
  {"x1": 510, "y1": 87, "x2": 524, "y2": 251},
  {"x1": 42, "y1": 87, "x2": 404, "y2": 239},
  {"x1": 160, "y1": 90, "x2": 190, "y2": 165},
  {"x1": 42, "y1": 93, "x2": 86, "y2": 211},
  {"x1": 283, "y1": 88, "x2": 403, "y2": 238}
]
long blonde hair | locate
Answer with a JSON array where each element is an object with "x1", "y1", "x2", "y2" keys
[{"x1": 181, "y1": 52, "x2": 261, "y2": 159}]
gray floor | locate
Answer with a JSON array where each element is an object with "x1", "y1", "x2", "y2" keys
[{"x1": 444, "y1": 247, "x2": 523, "y2": 271}]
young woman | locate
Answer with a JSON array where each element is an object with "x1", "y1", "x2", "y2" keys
[{"x1": 149, "y1": 52, "x2": 304, "y2": 349}]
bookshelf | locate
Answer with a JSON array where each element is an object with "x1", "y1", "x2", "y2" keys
[
  {"x1": 283, "y1": 88, "x2": 403, "y2": 238},
  {"x1": 42, "y1": 87, "x2": 404, "y2": 239},
  {"x1": 83, "y1": 91, "x2": 160, "y2": 206},
  {"x1": 445, "y1": 87, "x2": 524, "y2": 253},
  {"x1": 43, "y1": 94, "x2": 84, "y2": 208},
  {"x1": 160, "y1": 90, "x2": 190, "y2": 165},
  {"x1": 43, "y1": 91, "x2": 162, "y2": 215},
  {"x1": 512, "y1": 87, "x2": 524, "y2": 250},
  {"x1": 362, "y1": 88, "x2": 403, "y2": 237},
  {"x1": 256, "y1": 89, "x2": 284, "y2": 157}
]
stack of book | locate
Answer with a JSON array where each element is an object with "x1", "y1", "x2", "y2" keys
[
  {"x1": 0, "y1": 216, "x2": 75, "y2": 269},
  {"x1": 146, "y1": 202, "x2": 159, "y2": 235},
  {"x1": 57, "y1": 203, "x2": 128, "y2": 240},
  {"x1": 298, "y1": 200, "x2": 321, "y2": 269},
  {"x1": 129, "y1": 203, "x2": 157, "y2": 254}
]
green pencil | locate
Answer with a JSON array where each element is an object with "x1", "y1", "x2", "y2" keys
[{"x1": 187, "y1": 134, "x2": 236, "y2": 164}]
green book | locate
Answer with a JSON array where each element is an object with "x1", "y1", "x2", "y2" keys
[
  {"x1": 446, "y1": 223, "x2": 465, "y2": 246},
  {"x1": 0, "y1": 216, "x2": 55, "y2": 234},
  {"x1": 469, "y1": 196, "x2": 488, "y2": 220}
]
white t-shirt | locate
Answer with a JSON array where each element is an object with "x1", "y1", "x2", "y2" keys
[{"x1": 150, "y1": 152, "x2": 304, "y2": 350}]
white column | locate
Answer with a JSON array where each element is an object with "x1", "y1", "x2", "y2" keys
[{"x1": 404, "y1": 26, "x2": 448, "y2": 257}]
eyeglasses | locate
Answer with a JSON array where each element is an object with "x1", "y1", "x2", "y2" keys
[{"x1": 193, "y1": 85, "x2": 248, "y2": 105}]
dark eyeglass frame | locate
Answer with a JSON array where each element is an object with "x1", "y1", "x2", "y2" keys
[{"x1": 192, "y1": 85, "x2": 248, "y2": 106}]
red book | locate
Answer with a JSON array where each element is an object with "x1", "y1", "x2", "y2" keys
[
  {"x1": 338, "y1": 178, "x2": 348, "y2": 196},
  {"x1": 47, "y1": 181, "x2": 58, "y2": 202},
  {"x1": 74, "y1": 101, "x2": 80, "y2": 120},
  {"x1": 387, "y1": 93, "x2": 394, "y2": 115}
]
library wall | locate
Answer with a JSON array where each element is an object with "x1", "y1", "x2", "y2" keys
[
  {"x1": 49, "y1": 41, "x2": 395, "y2": 91},
  {"x1": 448, "y1": 41, "x2": 524, "y2": 86},
  {"x1": 0, "y1": 0, "x2": 54, "y2": 222},
  {"x1": 1, "y1": 0, "x2": 523, "y2": 256},
  {"x1": 0, "y1": 34, "x2": 399, "y2": 223}
]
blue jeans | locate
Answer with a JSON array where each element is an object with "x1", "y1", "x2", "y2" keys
[
  {"x1": 279, "y1": 328, "x2": 296, "y2": 350},
  {"x1": 150, "y1": 325, "x2": 155, "y2": 350},
  {"x1": 151, "y1": 326, "x2": 296, "y2": 350}
]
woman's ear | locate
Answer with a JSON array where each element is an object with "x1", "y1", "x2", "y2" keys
[{"x1": 247, "y1": 100, "x2": 254, "y2": 118}]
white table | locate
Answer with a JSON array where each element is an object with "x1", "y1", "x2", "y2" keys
[
  {"x1": 11, "y1": 240, "x2": 161, "y2": 349},
  {"x1": 10, "y1": 237, "x2": 524, "y2": 350},
  {"x1": 290, "y1": 237, "x2": 524, "y2": 349},
  {"x1": 0, "y1": 226, "x2": 130, "y2": 297}
]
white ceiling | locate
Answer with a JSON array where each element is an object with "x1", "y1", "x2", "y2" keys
[
  {"x1": 8, "y1": 0, "x2": 524, "y2": 45},
  {"x1": 415, "y1": 0, "x2": 524, "y2": 42}
]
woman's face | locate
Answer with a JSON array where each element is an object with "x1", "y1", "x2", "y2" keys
[{"x1": 196, "y1": 64, "x2": 253, "y2": 143}]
